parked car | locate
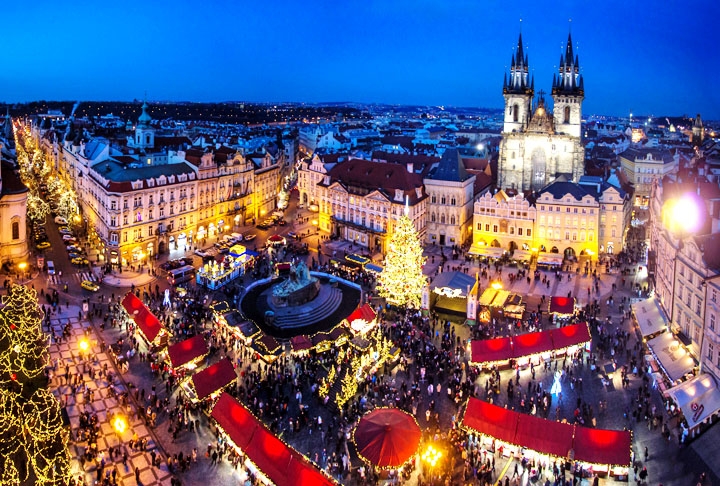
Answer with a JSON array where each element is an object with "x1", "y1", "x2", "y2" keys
[
  {"x1": 243, "y1": 233, "x2": 257, "y2": 242},
  {"x1": 54, "y1": 216, "x2": 67, "y2": 225},
  {"x1": 36, "y1": 241, "x2": 51, "y2": 250},
  {"x1": 80, "y1": 280, "x2": 99, "y2": 292},
  {"x1": 71, "y1": 257, "x2": 89, "y2": 266}
]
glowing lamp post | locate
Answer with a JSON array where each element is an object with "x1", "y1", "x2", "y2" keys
[
  {"x1": 112, "y1": 414, "x2": 128, "y2": 435},
  {"x1": 491, "y1": 281, "x2": 503, "y2": 290},
  {"x1": 422, "y1": 444, "x2": 443, "y2": 478}
]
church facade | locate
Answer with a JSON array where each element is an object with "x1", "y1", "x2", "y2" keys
[{"x1": 498, "y1": 34, "x2": 585, "y2": 192}]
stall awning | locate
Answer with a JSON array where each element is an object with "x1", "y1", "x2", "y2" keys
[
  {"x1": 122, "y1": 292, "x2": 163, "y2": 343},
  {"x1": 347, "y1": 304, "x2": 376, "y2": 324},
  {"x1": 537, "y1": 253, "x2": 563, "y2": 265},
  {"x1": 511, "y1": 249, "x2": 533, "y2": 261},
  {"x1": 470, "y1": 323, "x2": 591, "y2": 365},
  {"x1": 549, "y1": 296, "x2": 575, "y2": 315},
  {"x1": 191, "y1": 358, "x2": 237, "y2": 400},
  {"x1": 462, "y1": 398, "x2": 632, "y2": 467},
  {"x1": 515, "y1": 413, "x2": 574, "y2": 459},
  {"x1": 346, "y1": 253, "x2": 370, "y2": 265},
  {"x1": 548, "y1": 323, "x2": 592, "y2": 351},
  {"x1": 430, "y1": 271, "x2": 476, "y2": 298},
  {"x1": 468, "y1": 244, "x2": 506, "y2": 258},
  {"x1": 572, "y1": 427, "x2": 632, "y2": 467},
  {"x1": 479, "y1": 288, "x2": 510, "y2": 307},
  {"x1": 364, "y1": 263, "x2": 383, "y2": 273},
  {"x1": 667, "y1": 373, "x2": 720, "y2": 429},
  {"x1": 211, "y1": 393, "x2": 336, "y2": 486},
  {"x1": 290, "y1": 335, "x2": 313, "y2": 353},
  {"x1": 513, "y1": 330, "x2": 554, "y2": 357},
  {"x1": 168, "y1": 335, "x2": 209, "y2": 369},
  {"x1": 461, "y1": 397, "x2": 518, "y2": 445},
  {"x1": 471, "y1": 337, "x2": 513, "y2": 364},
  {"x1": 631, "y1": 297, "x2": 669, "y2": 338},
  {"x1": 647, "y1": 332, "x2": 696, "y2": 384}
]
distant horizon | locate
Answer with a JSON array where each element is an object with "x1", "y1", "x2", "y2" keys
[{"x1": 5, "y1": 98, "x2": 710, "y2": 123}]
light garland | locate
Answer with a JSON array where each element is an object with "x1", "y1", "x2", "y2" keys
[
  {"x1": 377, "y1": 214, "x2": 426, "y2": 309},
  {"x1": 0, "y1": 283, "x2": 73, "y2": 485}
]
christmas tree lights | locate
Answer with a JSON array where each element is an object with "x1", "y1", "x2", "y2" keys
[{"x1": 378, "y1": 213, "x2": 426, "y2": 309}]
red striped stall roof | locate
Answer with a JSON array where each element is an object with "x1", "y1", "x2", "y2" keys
[{"x1": 191, "y1": 358, "x2": 237, "y2": 400}]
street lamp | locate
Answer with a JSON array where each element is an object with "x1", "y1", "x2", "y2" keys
[
  {"x1": 422, "y1": 444, "x2": 443, "y2": 468},
  {"x1": 491, "y1": 281, "x2": 503, "y2": 290},
  {"x1": 78, "y1": 338, "x2": 89, "y2": 353},
  {"x1": 112, "y1": 414, "x2": 128, "y2": 435}
]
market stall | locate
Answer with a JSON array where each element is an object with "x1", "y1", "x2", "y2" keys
[
  {"x1": 468, "y1": 244, "x2": 506, "y2": 260},
  {"x1": 290, "y1": 335, "x2": 313, "y2": 355},
  {"x1": 430, "y1": 271, "x2": 477, "y2": 318},
  {"x1": 646, "y1": 332, "x2": 697, "y2": 385},
  {"x1": 667, "y1": 373, "x2": 720, "y2": 438},
  {"x1": 630, "y1": 297, "x2": 669, "y2": 339},
  {"x1": 536, "y1": 252, "x2": 564, "y2": 266},
  {"x1": 470, "y1": 323, "x2": 591, "y2": 367},
  {"x1": 188, "y1": 357, "x2": 237, "y2": 402},
  {"x1": 121, "y1": 292, "x2": 168, "y2": 348},
  {"x1": 352, "y1": 408, "x2": 421, "y2": 469},
  {"x1": 210, "y1": 393, "x2": 337, "y2": 486},
  {"x1": 346, "y1": 253, "x2": 370, "y2": 266},
  {"x1": 251, "y1": 334, "x2": 283, "y2": 363},
  {"x1": 510, "y1": 249, "x2": 533, "y2": 263},
  {"x1": 461, "y1": 398, "x2": 632, "y2": 475},
  {"x1": 212, "y1": 303, "x2": 260, "y2": 343},
  {"x1": 346, "y1": 304, "x2": 377, "y2": 336},
  {"x1": 167, "y1": 335, "x2": 209, "y2": 371},
  {"x1": 197, "y1": 246, "x2": 257, "y2": 290},
  {"x1": 549, "y1": 296, "x2": 576, "y2": 321},
  {"x1": 363, "y1": 263, "x2": 383, "y2": 274}
]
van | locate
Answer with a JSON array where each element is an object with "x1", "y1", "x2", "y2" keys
[
  {"x1": 167, "y1": 265, "x2": 195, "y2": 286},
  {"x1": 47, "y1": 261, "x2": 56, "y2": 275}
]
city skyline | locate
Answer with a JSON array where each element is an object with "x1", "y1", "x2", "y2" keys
[{"x1": 2, "y1": 0, "x2": 719, "y2": 119}]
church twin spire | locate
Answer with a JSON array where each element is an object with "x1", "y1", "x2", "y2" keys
[
  {"x1": 552, "y1": 33, "x2": 584, "y2": 95},
  {"x1": 503, "y1": 33, "x2": 533, "y2": 95}
]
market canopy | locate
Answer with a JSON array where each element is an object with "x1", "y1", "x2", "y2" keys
[
  {"x1": 471, "y1": 337, "x2": 513, "y2": 364},
  {"x1": 347, "y1": 304, "x2": 377, "y2": 334},
  {"x1": 647, "y1": 332, "x2": 696, "y2": 384},
  {"x1": 191, "y1": 358, "x2": 237, "y2": 400},
  {"x1": 468, "y1": 244, "x2": 506, "y2": 258},
  {"x1": 479, "y1": 288, "x2": 510, "y2": 307},
  {"x1": 430, "y1": 271, "x2": 476, "y2": 298},
  {"x1": 537, "y1": 253, "x2": 564, "y2": 265},
  {"x1": 631, "y1": 297, "x2": 669, "y2": 338},
  {"x1": 667, "y1": 373, "x2": 720, "y2": 429},
  {"x1": 511, "y1": 249, "x2": 533, "y2": 261},
  {"x1": 346, "y1": 253, "x2": 370, "y2": 265},
  {"x1": 364, "y1": 263, "x2": 383, "y2": 273},
  {"x1": 513, "y1": 330, "x2": 554, "y2": 358},
  {"x1": 290, "y1": 335, "x2": 313, "y2": 353},
  {"x1": 462, "y1": 398, "x2": 631, "y2": 466},
  {"x1": 211, "y1": 393, "x2": 336, "y2": 486},
  {"x1": 353, "y1": 408, "x2": 421, "y2": 468},
  {"x1": 168, "y1": 335, "x2": 209, "y2": 369},
  {"x1": 461, "y1": 397, "x2": 518, "y2": 445},
  {"x1": 549, "y1": 296, "x2": 575, "y2": 315},
  {"x1": 572, "y1": 426, "x2": 632, "y2": 466},
  {"x1": 122, "y1": 292, "x2": 164, "y2": 343},
  {"x1": 470, "y1": 323, "x2": 591, "y2": 365},
  {"x1": 515, "y1": 413, "x2": 574, "y2": 458},
  {"x1": 548, "y1": 324, "x2": 592, "y2": 351}
]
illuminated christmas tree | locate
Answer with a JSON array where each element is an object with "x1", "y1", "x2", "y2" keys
[{"x1": 378, "y1": 212, "x2": 426, "y2": 308}]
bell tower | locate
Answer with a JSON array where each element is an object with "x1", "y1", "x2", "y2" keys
[
  {"x1": 135, "y1": 100, "x2": 155, "y2": 150},
  {"x1": 503, "y1": 33, "x2": 534, "y2": 134},
  {"x1": 551, "y1": 33, "x2": 584, "y2": 138}
]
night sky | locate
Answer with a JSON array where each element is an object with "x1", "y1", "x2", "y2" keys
[{"x1": 2, "y1": 0, "x2": 719, "y2": 118}]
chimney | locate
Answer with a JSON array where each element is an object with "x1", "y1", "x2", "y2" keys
[{"x1": 407, "y1": 162, "x2": 414, "y2": 173}]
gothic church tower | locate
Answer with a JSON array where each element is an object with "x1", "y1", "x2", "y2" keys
[{"x1": 502, "y1": 34, "x2": 534, "y2": 134}]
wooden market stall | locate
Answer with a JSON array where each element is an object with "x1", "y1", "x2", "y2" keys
[{"x1": 121, "y1": 292, "x2": 169, "y2": 349}]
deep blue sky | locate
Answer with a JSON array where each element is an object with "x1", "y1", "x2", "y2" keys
[{"x1": 2, "y1": 0, "x2": 719, "y2": 118}]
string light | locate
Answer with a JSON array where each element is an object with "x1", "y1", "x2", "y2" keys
[
  {"x1": 377, "y1": 214, "x2": 426, "y2": 309},
  {"x1": 0, "y1": 285, "x2": 72, "y2": 485}
]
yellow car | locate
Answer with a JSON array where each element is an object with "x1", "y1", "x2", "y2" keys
[
  {"x1": 71, "y1": 257, "x2": 89, "y2": 266},
  {"x1": 36, "y1": 241, "x2": 51, "y2": 250},
  {"x1": 80, "y1": 280, "x2": 99, "y2": 292}
]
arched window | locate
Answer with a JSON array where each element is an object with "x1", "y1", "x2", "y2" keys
[
  {"x1": 564, "y1": 106, "x2": 570, "y2": 124},
  {"x1": 431, "y1": 213, "x2": 436, "y2": 222},
  {"x1": 11, "y1": 221, "x2": 19, "y2": 240},
  {"x1": 450, "y1": 215, "x2": 456, "y2": 225},
  {"x1": 513, "y1": 104, "x2": 519, "y2": 122},
  {"x1": 440, "y1": 214, "x2": 446, "y2": 224}
]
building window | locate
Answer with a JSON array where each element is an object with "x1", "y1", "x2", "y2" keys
[
  {"x1": 708, "y1": 343, "x2": 714, "y2": 361},
  {"x1": 710, "y1": 314, "x2": 715, "y2": 331},
  {"x1": 493, "y1": 225, "x2": 498, "y2": 233},
  {"x1": 713, "y1": 290, "x2": 717, "y2": 303},
  {"x1": 485, "y1": 224, "x2": 490, "y2": 231},
  {"x1": 526, "y1": 229, "x2": 531, "y2": 237},
  {"x1": 510, "y1": 227, "x2": 515, "y2": 235},
  {"x1": 518, "y1": 228, "x2": 523, "y2": 236},
  {"x1": 149, "y1": 226, "x2": 153, "y2": 236},
  {"x1": 11, "y1": 221, "x2": 19, "y2": 240},
  {"x1": 565, "y1": 231, "x2": 570, "y2": 240},
  {"x1": 431, "y1": 213, "x2": 436, "y2": 222},
  {"x1": 123, "y1": 216, "x2": 128, "y2": 225},
  {"x1": 111, "y1": 217, "x2": 117, "y2": 227},
  {"x1": 451, "y1": 198, "x2": 456, "y2": 205}
]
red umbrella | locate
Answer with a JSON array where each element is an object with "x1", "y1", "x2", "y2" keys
[{"x1": 353, "y1": 408, "x2": 421, "y2": 468}]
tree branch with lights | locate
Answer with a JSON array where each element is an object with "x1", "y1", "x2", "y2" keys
[{"x1": 378, "y1": 213, "x2": 426, "y2": 309}]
